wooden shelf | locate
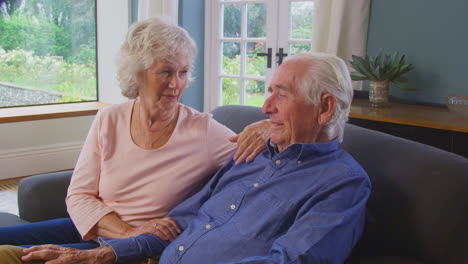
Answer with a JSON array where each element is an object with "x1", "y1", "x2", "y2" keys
[
  {"x1": 0, "y1": 102, "x2": 109, "y2": 123},
  {"x1": 350, "y1": 98, "x2": 468, "y2": 133}
]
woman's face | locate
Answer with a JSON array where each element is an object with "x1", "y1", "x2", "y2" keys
[{"x1": 139, "y1": 56, "x2": 191, "y2": 112}]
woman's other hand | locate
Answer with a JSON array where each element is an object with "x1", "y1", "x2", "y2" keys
[
  {"x1": 230, "y1": 119, "x2": 271, "y2": 164},
  {"x1": 128, "y1": 217, "x2": 182, "y2": 241}
]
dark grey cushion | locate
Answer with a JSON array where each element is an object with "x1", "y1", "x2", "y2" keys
[
  {"x1": 18, "y1": 170, "x2": 72, "y2": 222},
  {"x1": 0, "y1": 212, "x2": 29, "y2": 227},
  {"x1": 341, "y1": 124, "x2": 468, "y2": 264},
  {"x1": 211, "y1": 105, "x2": 268, "y2": 134}
]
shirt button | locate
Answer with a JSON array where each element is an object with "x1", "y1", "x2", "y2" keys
[
  {"x1": 178, "y1": 245, "x2": 184, "y2": 251},
  {"x1": 205, "y1": 224, "x2": 212, "y2": 229},
  {"x1": 253, "y1": 183, "x2": 259, "y2": 188},
  {"x1": 230, "y1": 204, "x2": 236, "y2": 210},
  {"x1": 275, "y1": 160, "x2": 281, "y2": 165},
  {"x1": 297, "y1": 160, "x2": 302, "y2": 164}
]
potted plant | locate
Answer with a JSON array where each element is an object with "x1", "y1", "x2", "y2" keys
[{"x1": 349, "y1": 51, "x2": 414, "y2": 107}]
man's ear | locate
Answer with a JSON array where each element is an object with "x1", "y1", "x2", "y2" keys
[{"x1": 318, "y1": 93, "x2": 336, "y2": 125}]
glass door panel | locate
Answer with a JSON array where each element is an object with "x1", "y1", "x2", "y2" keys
[
  {"x1": 290, "y1": 1, "x2": 314, "y2": 40},
  {"x1": 219, "y1": 0, "x2": 271, "y2": 107},
  {"x1": 222, "y1": 78, "x2": 240, "y2": 105},
  {"x1": 245, "y1": 80, "x2": 266, "y2": 107},
  {"x1": 210, "y1": 0, "x2": 315, "y2": 110},
  {"x1": 223, "y1": 4, "x2": 242, "y2": 38},
  {"x1": 246, "y1": 41, "x2": 267, "y2": 77},
  {"x1": 222, "y1": 42, "x2": 241, "y2": 75}
]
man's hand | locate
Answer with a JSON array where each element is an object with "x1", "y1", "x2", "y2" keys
[
  {"x1": 127, "y1": 217, "x2": 181, "y2": 241},
  {"x1": 22, "y1": 245, "x2": 115, "y2": 264},
  {"x1": 230, "y1": 119, "x2": 271, "y2": 164}
]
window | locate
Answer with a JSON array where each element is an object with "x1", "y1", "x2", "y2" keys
[
  {"x1": 0, "y1": 0, "x2": 97, "y2": 108},
  {"x1": 205, "y1": 0, "x2": 314, "y2": 111}
]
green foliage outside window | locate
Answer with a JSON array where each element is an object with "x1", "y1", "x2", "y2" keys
[{"x1": 0, "y1": 0, "x2": 97, "y2": 106}]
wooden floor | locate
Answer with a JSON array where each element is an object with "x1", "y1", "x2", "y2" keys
[{"x1": 0, "y1": 177, "x2": 24, "y2": 192}]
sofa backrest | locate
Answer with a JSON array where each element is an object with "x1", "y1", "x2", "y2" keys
[
  {"x1": 341, "y1": 123, "x2": 468, "y2": 264},
  {"x1": 212, "y1": 105, "x2": 468, "y2": 264},
  {"x1": 211, "y1": 104, "x2": 269, "y2": 134}
]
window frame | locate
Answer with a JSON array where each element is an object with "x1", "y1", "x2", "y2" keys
[{"x1": 0, "y1": 0, "x2": 133, "y2": 123}]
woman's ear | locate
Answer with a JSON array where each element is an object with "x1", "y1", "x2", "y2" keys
[{"x1": 318, "y1": 93, "x2": 336, "y2": 125}]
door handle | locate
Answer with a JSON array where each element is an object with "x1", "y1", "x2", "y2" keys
[
  {"x1": 257, "y1": 48, "x2": 272, "y2": 68},
  {"x1": 276, "y1": 48, "x2": 288, "y2": 65}
]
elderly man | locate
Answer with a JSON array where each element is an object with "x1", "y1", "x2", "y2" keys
[{"x1": 7, "y1": 52, "x2": 371, "y2": 263}]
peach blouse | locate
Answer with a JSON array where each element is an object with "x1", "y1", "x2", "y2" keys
[{"x1": 66, "y1": 100, "x2": 236, "y2": 240}]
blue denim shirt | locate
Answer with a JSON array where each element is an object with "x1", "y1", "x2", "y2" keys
[{"x1": 101, "y1": 139, "x2": 371, "y2": 263}]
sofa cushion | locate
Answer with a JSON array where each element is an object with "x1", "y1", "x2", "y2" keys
[
  {"x1": 342, "y1": 124, "x2": 468, "y2": 264},
  {"x1": 0, "y1": 212, "x2": 29, "y2": 227}
]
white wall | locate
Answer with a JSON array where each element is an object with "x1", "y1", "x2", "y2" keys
[{"x1": 0, "y1": 1, "x2": 130, "y2": 180}]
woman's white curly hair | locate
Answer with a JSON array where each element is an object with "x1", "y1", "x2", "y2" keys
[{"x1": 116, "y1": 17, "x2": 197, "y2": 99}]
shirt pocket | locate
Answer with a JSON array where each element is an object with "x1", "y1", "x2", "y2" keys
[{"x1": 234, "y1": 190, "x2": 292, "y2": 241}]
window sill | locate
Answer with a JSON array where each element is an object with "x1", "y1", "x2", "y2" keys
[{"x1": 0, "y1": 102, "x2": 109, "y2": 123}]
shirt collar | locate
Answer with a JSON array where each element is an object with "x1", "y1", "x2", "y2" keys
[{"x1": 267, "y1": 138, "x2": 340, "y2": 161}]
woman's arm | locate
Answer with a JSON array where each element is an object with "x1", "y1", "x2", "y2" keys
[
  {"x1": 66, "y1": 111, "x2": 115, "y2": 240},
  {"x1": 93, "y1": 213, "x2": 181, "y2": 241}
]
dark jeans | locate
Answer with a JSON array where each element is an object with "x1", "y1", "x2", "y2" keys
[{"x1": 0, "y1": 218, "x2": 99, "y2": 249}]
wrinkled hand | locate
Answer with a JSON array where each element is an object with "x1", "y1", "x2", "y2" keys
[
  {"x1": 128, "y1": 217, "x2": 181, "y2": 241},
  {"x1": 22, "y1": 245, "x2": 115, "y2": 264},
  {"x1": 230, "y1": 119, "x2": 271, "y2": 164}
]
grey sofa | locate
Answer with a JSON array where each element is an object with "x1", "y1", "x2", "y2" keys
[{"x1": 1, "y1": 105, "x2": 467, "y2": 264}]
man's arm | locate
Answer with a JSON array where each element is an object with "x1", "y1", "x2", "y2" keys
[
  {"x1": 101, "y1": 156, "x2": 238, "y2": 262},
  {"x1": 225, "y1": 174, "x2": 371, "y2": 264},
  {"x1": 21, "y1": 245, "x2": 116, "y2": 264}
]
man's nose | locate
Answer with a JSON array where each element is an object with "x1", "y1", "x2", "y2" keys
[{"x1": 262, "y1": 95, "x2": 275, "y2": 114}]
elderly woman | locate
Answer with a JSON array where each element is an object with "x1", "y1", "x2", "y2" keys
[{"x1": 0, "y1": 17, "x2": 267, "y2": 251}]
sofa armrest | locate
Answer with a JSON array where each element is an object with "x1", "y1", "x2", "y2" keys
[{"x1": 18, "y1": 170, "x2": 72, "y2": 222}]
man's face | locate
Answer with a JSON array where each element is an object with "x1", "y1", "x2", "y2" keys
[{"x1": 261, "y1": 59, "x2": 322, "y2": 152}]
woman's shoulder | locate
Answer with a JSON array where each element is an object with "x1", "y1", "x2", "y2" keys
[
  {"x1": 178, "y1": 104, "x2": 234, "y2": 135},
  {"x1": 178, "y1": 104, "x2": 213, "y2": 123},
  {"x1": 94, "y1": 100, "x2": 133, "y2": 126}
]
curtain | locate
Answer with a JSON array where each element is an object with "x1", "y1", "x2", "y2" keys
[
  {"x1": 138, "y1": 0, "x2": 179, "y2": 23},
  {"x1": 311, "y1": 0, "x2": 371, "y2": 89}
]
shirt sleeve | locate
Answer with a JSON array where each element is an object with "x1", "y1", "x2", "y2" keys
[
  {"x1": 206, "y1": 116, "x2": 237, "y2": 169},
  {"x1": 66, "y1": 110, "x2": 114, "y2": 240},
  {"x1": 224, "y1": 172, "x2": 371, "y2": 264},
  {"x1": 101, "y1": 155, "x2": 237, "y2": 262}
]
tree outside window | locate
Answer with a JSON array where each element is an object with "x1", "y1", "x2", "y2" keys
[{"x1": 0, "y1": 0, "x2": 97, "y2": 107}]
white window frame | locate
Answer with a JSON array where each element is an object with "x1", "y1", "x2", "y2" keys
[{"x1": 204, "y1": 0, "x2": 314, "y2": 112}]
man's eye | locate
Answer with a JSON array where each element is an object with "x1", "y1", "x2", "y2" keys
[{"x1": 179, "y1": 70, "x2": 188, "y2": 76}]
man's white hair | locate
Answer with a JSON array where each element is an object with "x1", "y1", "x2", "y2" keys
[{"x1": 284, "y1": 52, "x2": 353, "y2": 142}]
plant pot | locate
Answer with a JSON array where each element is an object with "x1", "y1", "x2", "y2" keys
[{"x1": 369, "y1": 80, "x2": 389, "y2": 108}]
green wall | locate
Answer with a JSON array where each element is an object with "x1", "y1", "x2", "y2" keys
[{"x1": 367, "y1": 0, "x2": 468, "y2": 105}]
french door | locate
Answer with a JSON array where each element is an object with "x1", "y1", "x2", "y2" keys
[{"x1": 204, "y1": 0, "x2": 315, "y2": 111}]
